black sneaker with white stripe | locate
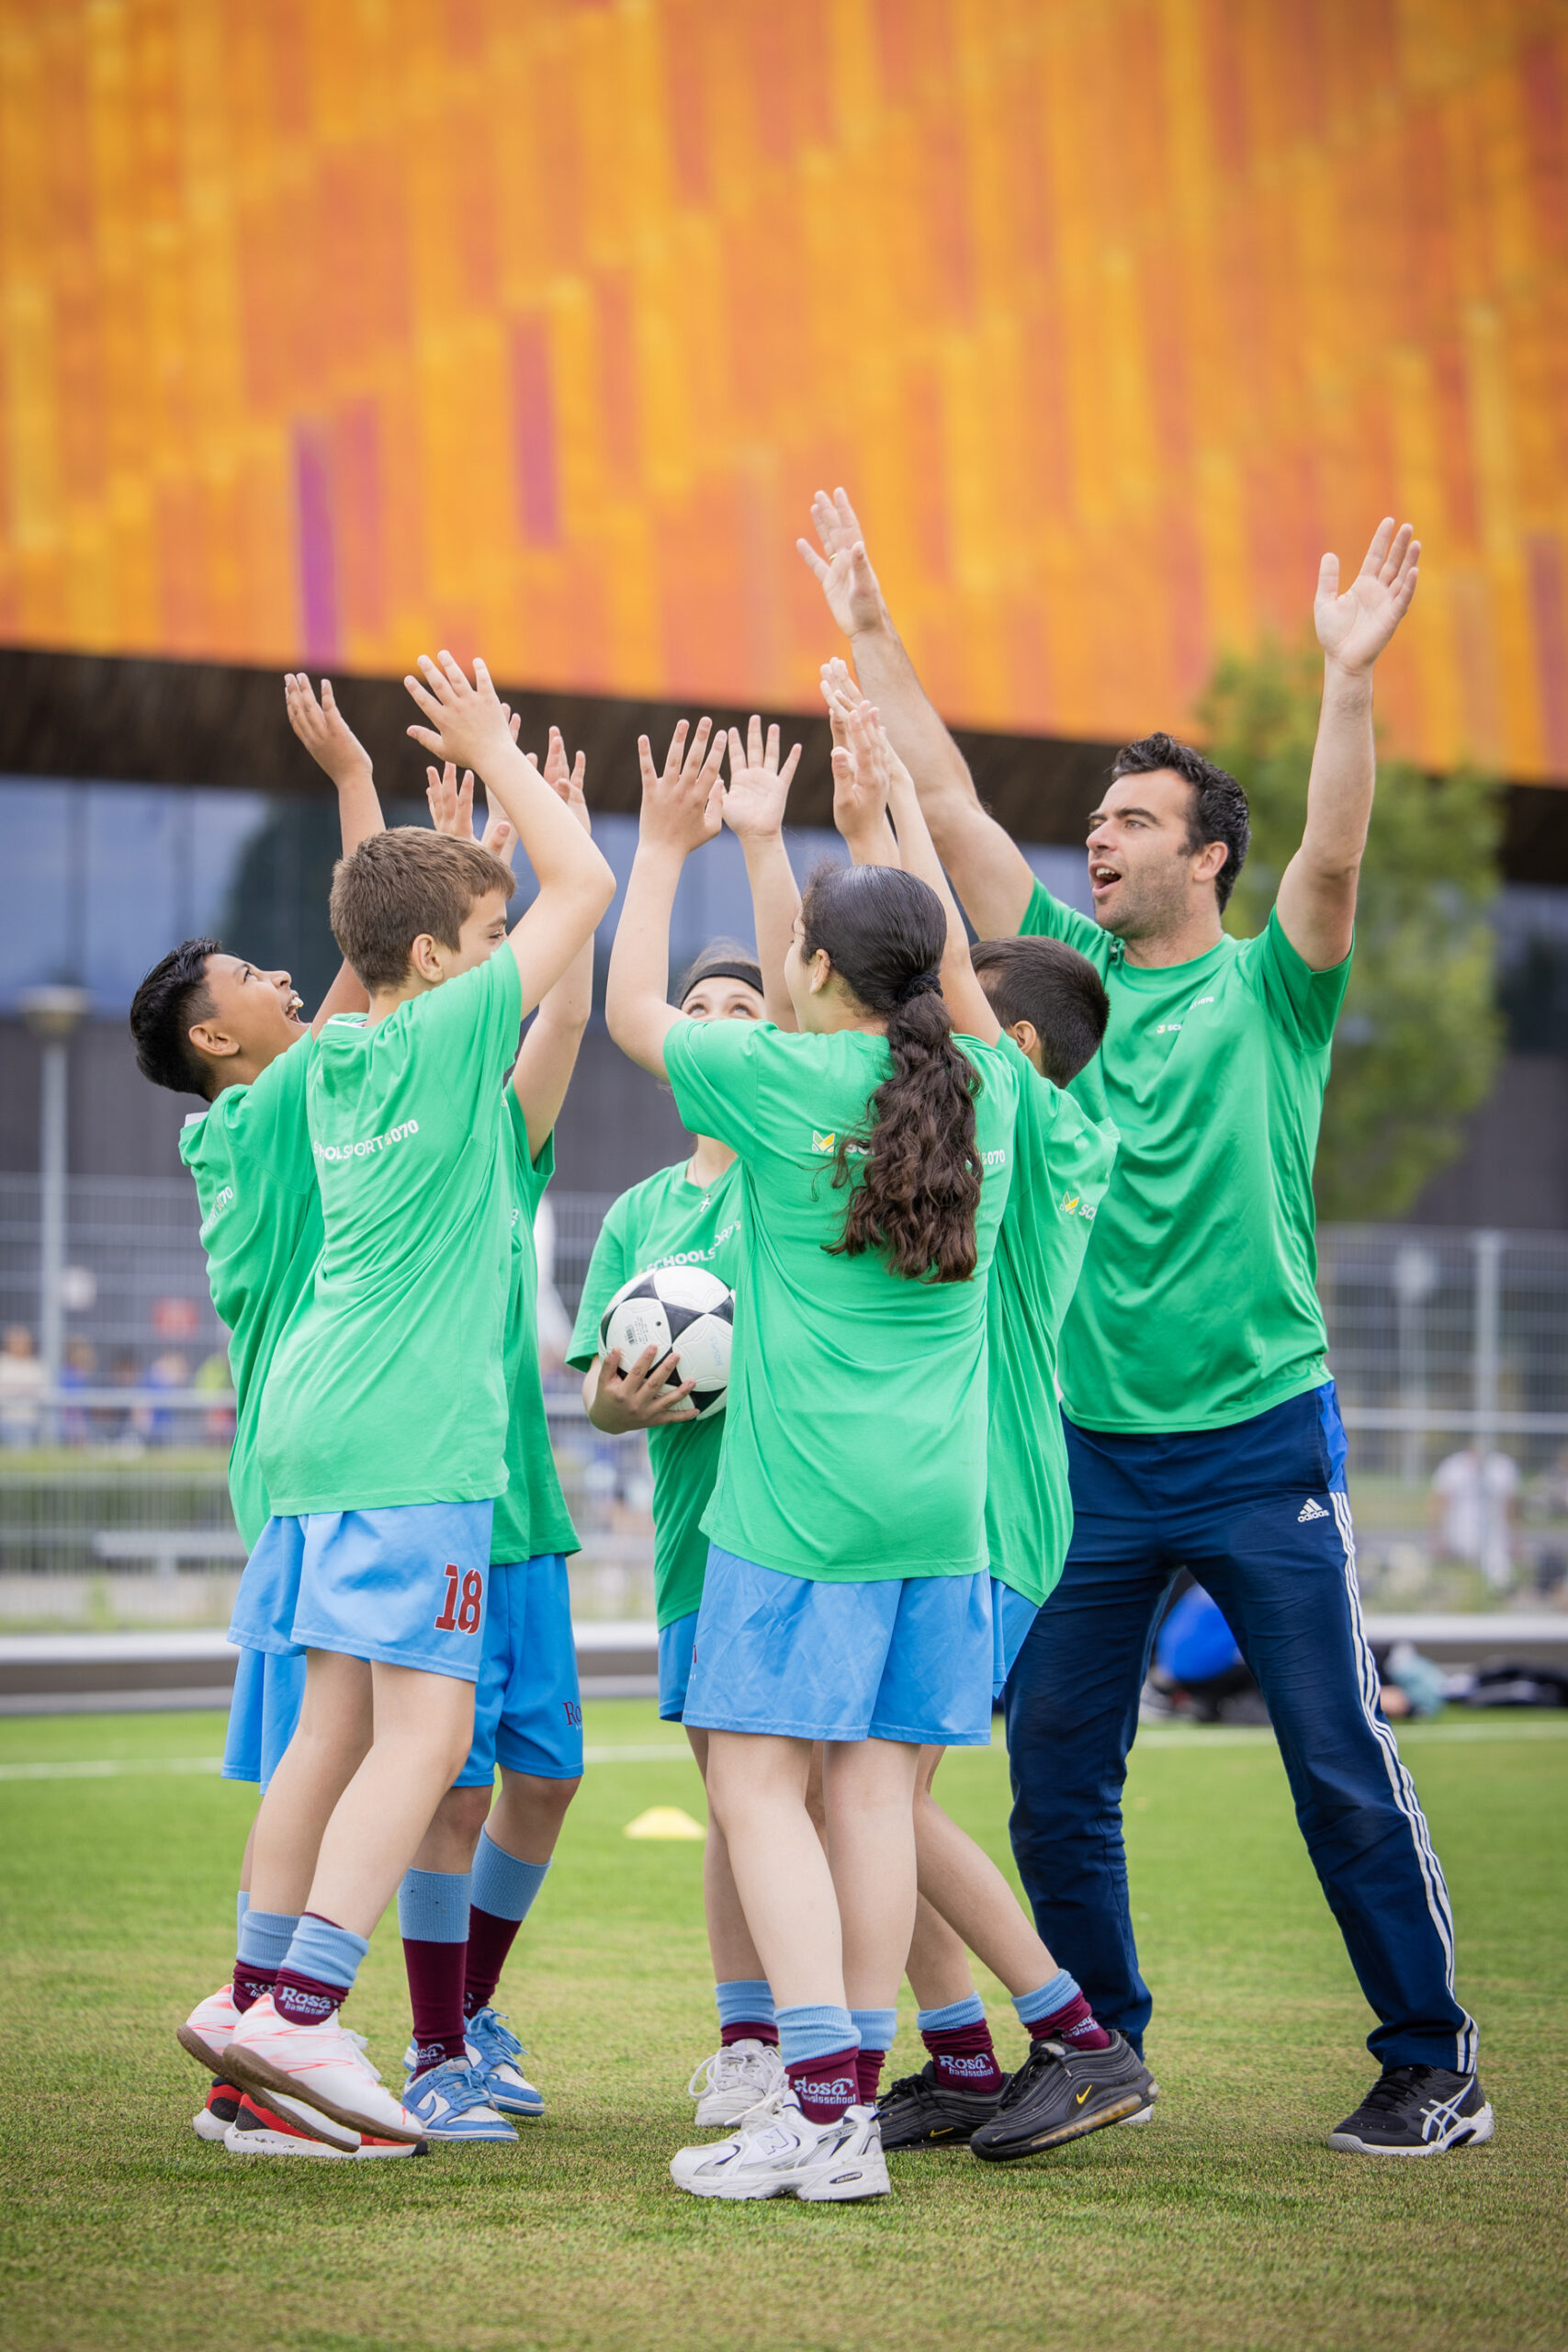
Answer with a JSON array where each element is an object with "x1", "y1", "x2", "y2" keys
[{"x1": 1328, "y1": 2064, "x2": 1495, "y2": 2155}]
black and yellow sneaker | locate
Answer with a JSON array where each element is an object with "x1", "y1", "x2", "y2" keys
[
  {"x1": 875, "y1": 2063, "x2": 1009, "y2": 2151},
  {"x1": 969, "y1": 2032, "x2": 1156, "y2": 2162},
  {"x1": 1328, "y1": 2065, "x2": 1495, "y2": 2155}
]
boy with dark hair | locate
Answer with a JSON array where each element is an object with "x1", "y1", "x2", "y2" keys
[
  {"x1": 136, "y1": 675, "x2": 386, "y2": 2149},
  {"x1": 389, "y1": 732, "x2": 595, "y2": 2136},
  {"x1": 215, "y1": 653, "x2": 615, "y2": 2150}
]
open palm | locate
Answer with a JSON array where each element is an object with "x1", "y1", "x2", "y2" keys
[
  {"x1": 797, "y1": 487, "x2": 887, "y2": 637},
  {"x1": 1315, "y1": 519, "x2": 1419, "y2": 673},
  {"x1": 719, "y1": 715, "x2": 802, "y2": 840}
]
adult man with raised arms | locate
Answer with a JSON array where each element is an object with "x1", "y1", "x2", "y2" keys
[{"x1": 801, "y1": 492, "x2": 1489, "y2": 2156}]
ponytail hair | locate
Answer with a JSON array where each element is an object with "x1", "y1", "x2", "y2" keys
[{"x1": 800, "y1": 863, "x2": 983, "y2": 1283}]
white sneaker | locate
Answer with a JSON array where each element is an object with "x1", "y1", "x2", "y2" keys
[
  {"x1": 687, "y1": 2039, "x2": 787, "y2": 2126},
  {"x1": 670, "y1": 2088, "x2": 890, "y2": 2202},
  {"x1": 176, "y1": 1983, "x2": 242, "y2": 2075},
  {"x1": 220, "y1": 1994, "x2": 423, "y2": 2147},
  {"x1": 224, "y1": 2090, "x2": 419, "y2": 2161}
]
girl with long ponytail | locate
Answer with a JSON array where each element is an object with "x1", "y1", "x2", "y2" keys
[{"x1": 606, "y1": 711, "x2": 1019, "y2": 2205}]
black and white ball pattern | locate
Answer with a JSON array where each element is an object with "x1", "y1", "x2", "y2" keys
[{"x1": 599, "y1": 1263, "x2": 735, "y2": 1420}]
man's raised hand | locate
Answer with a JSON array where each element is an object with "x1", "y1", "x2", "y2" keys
[
  {"x1": 718, "y1": 715, "x2": 802, "y2": 842},
  {"x1": 636, "y1": 717, "x2": 726, "y2": 856},
  {"x1": 404, "y1": 651, "x2": 518, "y2": 775},
  {"x1": 796, "y1": 487, "x2": 888, "y2": 639},
  {"x1": 1315, "y1": 520, "x2": 1420, "y2": 676},
  {"x1": 285, "y1": 674, "x2": 373, "y2": 787}
]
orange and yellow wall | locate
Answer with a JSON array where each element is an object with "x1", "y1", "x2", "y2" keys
[{"x1": 2, "y1": 0, "x2": 1566, "y2": 776}]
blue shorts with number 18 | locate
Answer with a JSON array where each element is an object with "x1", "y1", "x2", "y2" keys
[
  {"x1": 231, "y1": 1503, "x2": 493, "y2": 1682},
  {"x1": 683, "y1": 1547, "x2": 994, "y2": 1746}
]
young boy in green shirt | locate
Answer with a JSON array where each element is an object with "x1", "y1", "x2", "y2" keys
[
  {"x1": 131, "y1": 675, "x2": 384, "y2": 2146},
  {"x1": 217, "y1": 653, "x2": 614, "y2": 2151}
]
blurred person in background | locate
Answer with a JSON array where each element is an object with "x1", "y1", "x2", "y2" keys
[
  {"x1": 1429, "y1": 1446, "x2": 1518, "y2": 1590},
  {"x1": 0, "y1": 1325, "x2": 46, "y2": 1448},
  {"x1": 59, "y1": 1338, "x2": 98, "y2": 1446},
  {"x1": 193, "y1": 1350, "x2": 239, "y2": 1446}
]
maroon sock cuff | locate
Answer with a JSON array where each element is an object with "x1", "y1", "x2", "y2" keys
[
  {"x1": 273, "y1": 1968, "x2": 350, "y2": 2027},
  {"x1": 1028, "y1": 1992, "x2": 1111, "y2": 2051},
  {"x1": 231, "y1": 1961, "x2": 276, "y2": 2015},
  {"x1": 462, "y1": 1904, "x2": 521, "y2": 2019},
  {"x1": 720, "y1": 2019, "x2": 780, "y2": 2048},
  {"x1": 922, "y1": 2018, "x2": 1005, "y2": 2092},
  {"x1": 786, "y1": 2046, "x2": 860, "y2": 2125},
  {"x1": 855, "y1": 2048, "x2": 886, "y2": 2107}
]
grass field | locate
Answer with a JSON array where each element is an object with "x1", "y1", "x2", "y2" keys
[{"x1": 1, "y1": 1702, "x2": 1563, "y2": 2352}]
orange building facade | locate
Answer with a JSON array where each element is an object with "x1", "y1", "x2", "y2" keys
[{"x1": 2, "y1": 0, "x2": 1566, "y2": 777}]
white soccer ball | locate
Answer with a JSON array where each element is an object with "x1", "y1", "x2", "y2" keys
[{"x1": 600, "y1": 1263, "x2": 735, "y2": 1420}]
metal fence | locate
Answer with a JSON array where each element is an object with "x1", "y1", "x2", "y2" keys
[{"x1": 3, "y1": 1174, "x2": 1566, "y2": 1623}]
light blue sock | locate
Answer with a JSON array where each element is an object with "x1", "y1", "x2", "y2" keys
[
  {"x1": 775, "y1": 2003, "x2": 857, "y2": 2069},
  {"x1": 236, "y1": 1889, "x2": 250, "y2": 1939},
  {"x1": 850, "y1": 2007, "x2": 897, "y2": 2054},
  {"x1": 470, "y1": 1828, "x2": 549, "y2": 1925},
  {"x1": 236, "y1": 1907, "x2": 299, "y2": 1972},
  {"x1": 280, "y1": 1914, "x2": 369, "y2": 1996},
  {"x1": 1014, "y1": 1969, "x2": 1078, "y2": 2027},
  {"x1": 918, "y1": 1992, "x2": 986, "y2": 2034},
  {"x1": 716, "y1": 1979, "x2": 775, "y2": 2031},
  {"x1": 397, "y1": 1869, "x2": 472, "y2": 1942}
]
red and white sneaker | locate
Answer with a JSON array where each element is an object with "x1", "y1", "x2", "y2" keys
[
  {"x1": 192, "y1": 2081, "x2": 243, "y2": 2143},
  {"x1": 220, "y1": 1995, "x2": 425, "y2": 2146},
  {"x1": 224, "y1": 2091, "x2": 423, "y2": 2161},
  {"x1": 176, "y1": 1983, "x2": 242, "y2": 2075}
]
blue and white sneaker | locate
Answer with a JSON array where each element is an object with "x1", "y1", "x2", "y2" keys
[
  {"x1": 401, "y1": 2058, "x2": 518, "y2": 2143},
  {"x1": 464, "y1": 2007, "x2": 546, "y2": 2120}
]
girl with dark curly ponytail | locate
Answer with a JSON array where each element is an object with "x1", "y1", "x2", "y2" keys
[{"x1": 606, "y1": 711, "x2": 1020, "y2": 2201}]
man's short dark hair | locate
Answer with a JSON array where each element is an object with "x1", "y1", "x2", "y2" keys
[
  {"x1": 1111, "y1": 732, "x2": 1250, "y2": 911},
  {"x1": 971, "y1": 935, "x2": 1110, "y2": 1087},
  {"x1": 330, "y1": 828, "x2": 515, "y2": 991},
  {"x1": 129, "y1": 939, "x2": 221, "y2": 1099}
]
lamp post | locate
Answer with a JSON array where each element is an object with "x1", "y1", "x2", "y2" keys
[{"x1": 20, "y1": 986, "x2": 91, "y2": 1437}]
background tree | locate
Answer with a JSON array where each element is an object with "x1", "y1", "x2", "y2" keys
[{"x1": 1200, "y1": 642, "x2": 1502, "y2": 1219}]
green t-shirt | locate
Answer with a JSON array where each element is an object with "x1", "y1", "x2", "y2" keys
[
  {"x1": 663, "y1": 1019, "x2": 1019, "y2": 1583},
  {"x1": 178, "y1": 1035, "x2": 321, "y2": 1547},
  {"x1": 985, "y1": 1035, "x2": 1118, "y2": 1604},
  {"x1": 259, "y1": 952, "x2": 525, "y2": 1513},
  {"x1": 1021, "y1": 886, "x2": 1351, "y2": 1434},
  {"x1": 491, "y1": 1102, "x2": 580, "y2": 1567},
  {"x1": 566, "y1": 1158, "x2": 744, "y2": 1629}
]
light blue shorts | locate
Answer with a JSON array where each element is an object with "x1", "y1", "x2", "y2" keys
[
  {"x1": 991, "y1": 1579, "x2": 1040, "y2": 1702},
  {"x1": 456, "y1": 1555, "x2": 583, "y2": 1786},
  {"x1": 227, "y1": 1514, "x2": 307, "y2": 1659},
  {"x1": 657, "y1": 1611, "x2": 698, "y2": 1723},
  {"x1": 264, "y1": 1502, "x2": 494, "y2": 1681},
  {"x1": 220, "y1": 1645, "x2": 308, "y2": 1790},
  {"x1": 683, "y1": 1546, "x2": 994, "y2": 1747}
]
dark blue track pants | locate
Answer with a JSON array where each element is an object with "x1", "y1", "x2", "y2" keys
[{"x1": 1004, "y1": 1384, "x2": 1477, "y2": 2073}]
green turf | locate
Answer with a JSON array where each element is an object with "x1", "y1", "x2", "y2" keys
[{"x1": 1, "y1": 1703, "x2": 1562, "y2": 2352}]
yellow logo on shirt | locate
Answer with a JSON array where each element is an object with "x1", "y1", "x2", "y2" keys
[
  {"x1": 812, "y1": 1131, "x2": 836, "y2": 1153},
  {"x1": 1060, "y1": 1191, "x2": 1097, "y2": 1220}
]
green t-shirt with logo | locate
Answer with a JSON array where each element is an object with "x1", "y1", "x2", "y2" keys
[
  {"x1": 491, "y1": 1102, "x2": 579, "y2": 1568},
  {"x1": 985, "y1": 1035, "x2": 1118, "y2": 1604},
  {"x1": 663, "y1": 1019, "x2": 1019, "y2": 1583},
  {"x1": 1021, "y1": 886, "x2": 1350, "y2": 1434},
  {"x1": 178, "y1": 1035, "x2": 321, "y2": 1547},
  {"x1": 566, "y1": 1158, "x2": 744, "y2": 1629},
  {"x1": 259, "y1": 952, "x2": 524, "y2": 1514}
]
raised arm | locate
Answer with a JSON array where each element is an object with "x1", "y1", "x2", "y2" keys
[
  {"x1": 826, "y1": 678, "x2": 999, "y2": 1048},
  {"x1": 506, "y1": 730, "x2": 594, "y2": 1159},
  {"x1": 404, "y1": 653, "x2": 615, "y2": 1018},
  {"x1": 284, "y1": 673, "x2": 386, "y2": 1029},
  {"x1": 716, "y1": 714, "x2": 803, "y2": 1030},
  {"x1": 798, "y1": 488, "x2": 1036, "y2": 936},
  {"x1": 604, "y1": 719, "x2": 727, "y2": 1078},
  {"x1": 1274, "y1": 518, "x2": 1420, "y2": 971}
]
